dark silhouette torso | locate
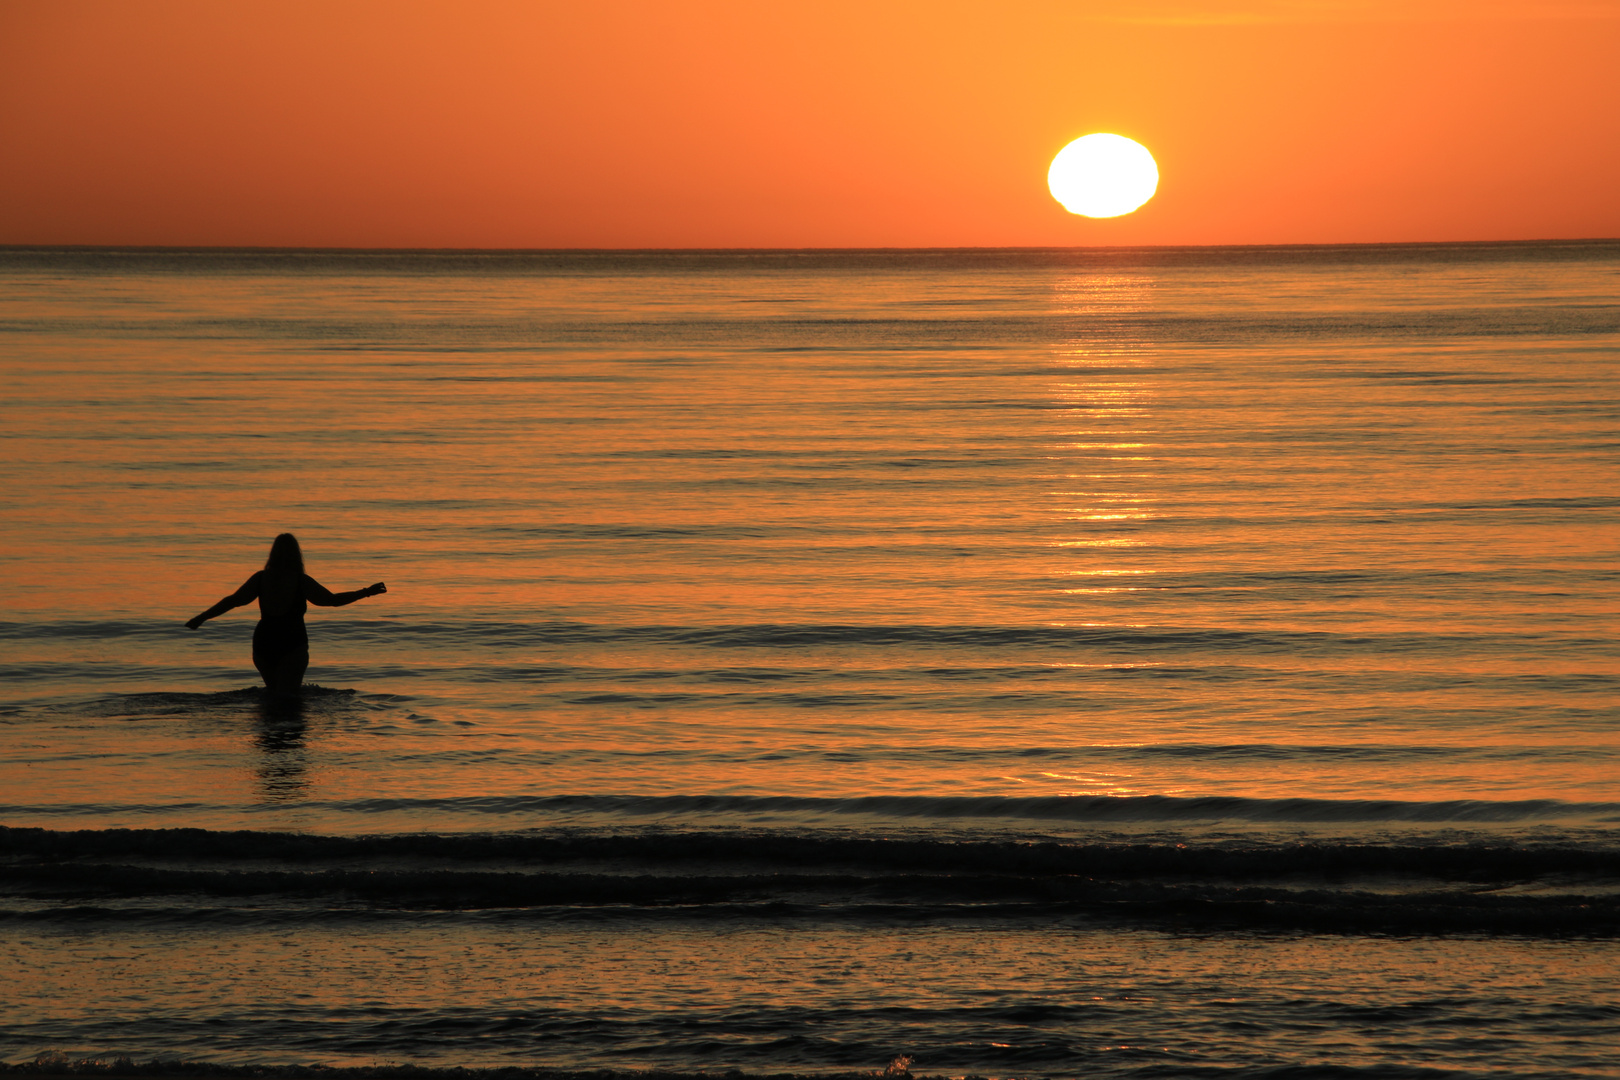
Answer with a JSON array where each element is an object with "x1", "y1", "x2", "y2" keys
[{"x1": 248, "y1": 571, "x2": 313, "y2": 670}]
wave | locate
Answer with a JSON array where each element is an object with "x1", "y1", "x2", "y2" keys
[
  {"x1": 7, "y1": 821, "x2": 1618, "y2": 871},
  {"x1": 4, "y1": 618, "x2": 1610, "y2": 658},
  {"x1": 2, "y1": 824, "x2": 1616, "y2": 937},
  {"x1": 9, "y1": 793, "x2": 1612, "y2": 825}
]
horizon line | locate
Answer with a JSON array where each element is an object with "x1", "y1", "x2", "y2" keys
[{"x1": 4, "y1": 237, "x2": 1619, "y2": 256}]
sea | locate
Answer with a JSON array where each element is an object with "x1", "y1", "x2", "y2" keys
[{"x1": 1, "y1": 242, "x2": 1617, "y2": 1079}]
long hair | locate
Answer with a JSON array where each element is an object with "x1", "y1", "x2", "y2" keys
[{"x1": 264, "y1": 533, "x2": 305, "y2": 578}]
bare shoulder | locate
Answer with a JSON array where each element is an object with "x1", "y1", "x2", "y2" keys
[{"x1": 301, "y1": 573, "x2": 335, "y2": 599}]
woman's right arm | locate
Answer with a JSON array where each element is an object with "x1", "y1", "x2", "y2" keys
[{"x1": 186, "y1": 573, "x2": 261, "y2": 629}]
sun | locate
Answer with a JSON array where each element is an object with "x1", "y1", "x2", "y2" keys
[{"x1": 1048, "y1": 134, "x2": 1159, "y2": 218}]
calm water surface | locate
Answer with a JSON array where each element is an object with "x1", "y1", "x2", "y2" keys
[{"x1": 1, "y1": 244, "x2": 1617, "y2": 1078}]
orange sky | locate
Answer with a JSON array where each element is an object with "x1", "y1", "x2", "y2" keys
[{"x1": 2, "y1": 0, "x2": 1617, "y2": 248}]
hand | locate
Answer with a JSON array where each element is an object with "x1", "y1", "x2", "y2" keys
[
  {"x1": 185, "y1": 616, "x2": 204, "y2": 629},
  {"x1": 366, "y1": 582, "x2": 387, "y2": 596}
]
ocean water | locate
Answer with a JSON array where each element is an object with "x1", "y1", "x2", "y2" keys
[{"x1": 1, "y1": 243, "x2": 1618, "y2": 1078}]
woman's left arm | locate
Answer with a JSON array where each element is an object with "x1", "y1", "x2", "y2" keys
[{"x1": 306, "y1": 576, "x2": 387, "y2": 607}]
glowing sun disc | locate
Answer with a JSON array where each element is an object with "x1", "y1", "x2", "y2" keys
[{"x1": 1048, "y1": 134, "x2": 1159, "y2": 218}]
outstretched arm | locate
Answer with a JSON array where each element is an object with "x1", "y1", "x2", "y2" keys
[
  {"x1": 186, "y1": 573, "x2": 261, "y2": 629},
  {"x1": 306, "y1": 577, "x2": 387, "y2": 607}
]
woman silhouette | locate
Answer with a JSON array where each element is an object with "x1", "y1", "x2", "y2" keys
[{"x1": 186, "y1": 533, "x2": 386, "y2": 697}]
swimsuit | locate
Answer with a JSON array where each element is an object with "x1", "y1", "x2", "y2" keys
[{"x1": 252, "y1": 612, "x2": 309, "y2": 670}]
